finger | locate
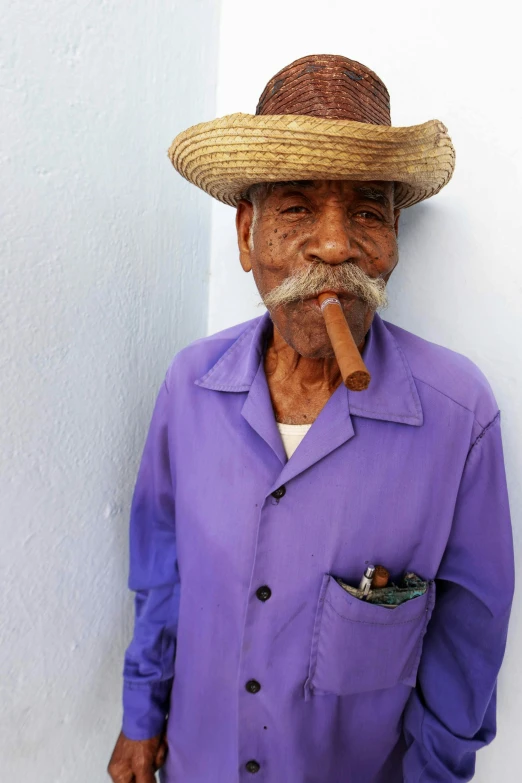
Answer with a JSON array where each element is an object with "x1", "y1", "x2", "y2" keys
[
  {"x1": 134, "y1": 766, "x2": 156, "y2": 783},
  {"x1": 107, "y1": 765, "x2": 134, "y2": 783},
  {"x1": 154, "y1": 740, "x2": 168, "y2": 770}
]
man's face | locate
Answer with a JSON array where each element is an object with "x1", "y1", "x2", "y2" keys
[{"x1": 236, "y1": 179, "x2": 400, "y2": 357}]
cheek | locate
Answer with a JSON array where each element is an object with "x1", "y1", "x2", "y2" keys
[
  {"x1": 251, "y1": 226, "x2": 304, "y2": 281},
  {"x1": 357, "y1": 230, "x2": 398, "y2": 274}
]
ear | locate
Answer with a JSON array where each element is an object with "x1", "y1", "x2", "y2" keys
[{"x1": 236, "y1": 200, "x2": 254, "y2": 273}]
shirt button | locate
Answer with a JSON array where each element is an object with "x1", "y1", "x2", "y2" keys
[
  {"x1": 271, "y1": 485, "x2": 286, "y2": 499},
  {"x1": 246, "y1": 760, "x2": 260, "y2": 773},
  {"x1": 245, "y1": 679, "x2": 261, "y2": 694},
  {"x1": 256, "y1": 585, "x2": 272, "y2": 602}
]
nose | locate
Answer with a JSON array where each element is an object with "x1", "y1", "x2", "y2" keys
[{"x1": 305, "y1": 206, "x2": 362, "y2": 266}]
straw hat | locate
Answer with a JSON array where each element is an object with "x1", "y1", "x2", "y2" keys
[{"x1": 168, "y1": 54, "x2": 455, "y2": 210}]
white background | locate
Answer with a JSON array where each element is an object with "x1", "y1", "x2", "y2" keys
[
  {"x1": 2, "y1": 1, "x2": 520, "y2": 780},
  {"x1": 1, "y1": 1, "x2": 218, "y2": 780}
]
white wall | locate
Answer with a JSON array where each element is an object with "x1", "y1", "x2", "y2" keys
[
  {"x1": 209, "y1": 2, "x2": 522, "y2": 778},
  {"x1": 1, "y1": 2, "x2": 218, "y2": 780}
]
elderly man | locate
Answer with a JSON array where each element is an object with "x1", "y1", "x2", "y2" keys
[{"x1": 108, "y1": 55, "x2": 514, "y2": 783}]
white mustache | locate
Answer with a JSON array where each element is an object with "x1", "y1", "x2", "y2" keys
[{"x1": 261, "y1": 263, "x2": 388, "y2": 311}]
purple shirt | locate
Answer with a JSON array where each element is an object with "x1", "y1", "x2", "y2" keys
[{"x1": 121, "y1": 311, "x2": 514, "y2": 783}]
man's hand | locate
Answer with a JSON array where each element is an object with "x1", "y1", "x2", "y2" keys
[{"x1": 107, "y1": 730, "x2": 167, "y2": 783}]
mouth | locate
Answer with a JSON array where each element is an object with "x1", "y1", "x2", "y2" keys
[{"x1": 301, "y1": 291, "x2": 357, "y2": 312}]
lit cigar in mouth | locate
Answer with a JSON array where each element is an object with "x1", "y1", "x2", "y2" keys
[{"x1": 317, "y1": 291, "x2": 371, "y2": 392}]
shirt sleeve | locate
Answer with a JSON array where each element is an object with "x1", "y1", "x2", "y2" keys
[
  {"x1": 121, "y1": 378, "x2": 180, "y2": 740},
  {"x1": 402, "y1": 411, "x2": 514, "y2": 782}
]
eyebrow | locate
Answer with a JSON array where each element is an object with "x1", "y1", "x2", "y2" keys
[
  {"x1": 270, "y1": 180, "x2": 315, "y2": 192},
  {"x1": 270, "y1": 181, "x2": 390, "y2": 206},
  {"x1": 354, "y1": 186, "x2": 391, "y2": 208}
]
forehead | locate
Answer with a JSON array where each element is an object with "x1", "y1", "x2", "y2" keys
[{"x1": 262, "y1": 179, "x2": 393, "y2": 206}]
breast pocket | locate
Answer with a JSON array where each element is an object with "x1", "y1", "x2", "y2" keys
[{"x1": 304, "y1": 573, "x2": 435, "y2": 698}]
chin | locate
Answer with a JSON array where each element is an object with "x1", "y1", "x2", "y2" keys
[
  {"x1": 297, "y1": 341, "x2": 336, "y2": 359},
  {"x1": 281, "y1": 330, "x2": 336, "y2": 359}
]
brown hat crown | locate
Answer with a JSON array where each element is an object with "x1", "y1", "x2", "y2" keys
[{"x1": 256, "y1": 54, "x2": 391, "y2": 125}]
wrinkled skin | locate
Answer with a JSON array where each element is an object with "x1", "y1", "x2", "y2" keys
[
  {"x1": 236, "y1": 179, "x2": 400, "y2": 424},
  {"x1": 107, "y1": 730, "x2": 167, "y2": 783}
]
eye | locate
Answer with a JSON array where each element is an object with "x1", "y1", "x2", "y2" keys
[
  {"x1": 282, "y1": 205, "x2": 309, "y2": 214},
  {"x1": 356, "y1": 210, "x2": 383, "y2": 221}
]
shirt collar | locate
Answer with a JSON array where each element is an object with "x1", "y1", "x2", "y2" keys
[{"x1": 195, "y1": 310, "x2": 423, "y2": 427}]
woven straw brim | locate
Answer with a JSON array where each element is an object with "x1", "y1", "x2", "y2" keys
[{"x1": 168, "y1": 113, "x2": 455, "y2": 209}]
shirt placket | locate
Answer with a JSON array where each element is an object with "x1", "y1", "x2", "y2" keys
[{"x1": 237, "y1": 482, "x2": 288, "y2": 779}]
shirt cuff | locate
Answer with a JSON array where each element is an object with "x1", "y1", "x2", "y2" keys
[{"x1": 122, "y1": 679, "x2": 173, "y2": 740}]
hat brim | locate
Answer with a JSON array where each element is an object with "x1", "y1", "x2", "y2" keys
[{"x1": 168, "y1": 113, "x2": 455, "y2": 209}]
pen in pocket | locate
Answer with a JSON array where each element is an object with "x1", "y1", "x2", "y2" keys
[{"x1": 358, "y1": 564, "x2": 375, "y2": 596}]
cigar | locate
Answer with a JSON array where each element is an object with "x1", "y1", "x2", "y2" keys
[
  {"x1": 317, "y1": 291, "x2": 371, "y2": 391},
  {"x1": 371, "y1": 565, "x2": 390, "y2": 589}
]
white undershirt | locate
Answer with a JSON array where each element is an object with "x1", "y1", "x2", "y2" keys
[{"x1": 276, "y1": 422, "x2": 312, "y2": 459}]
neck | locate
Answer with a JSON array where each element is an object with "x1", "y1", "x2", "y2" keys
[
  {"x1": 263, "y1": 324, "x2": 366, "y2": 425},
  {"x1": 265, "y1": 323, "x2": 366, "y2": 386},
  {"x1": 264, "y1": 328, "x2": 339, "y2": 388}
]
